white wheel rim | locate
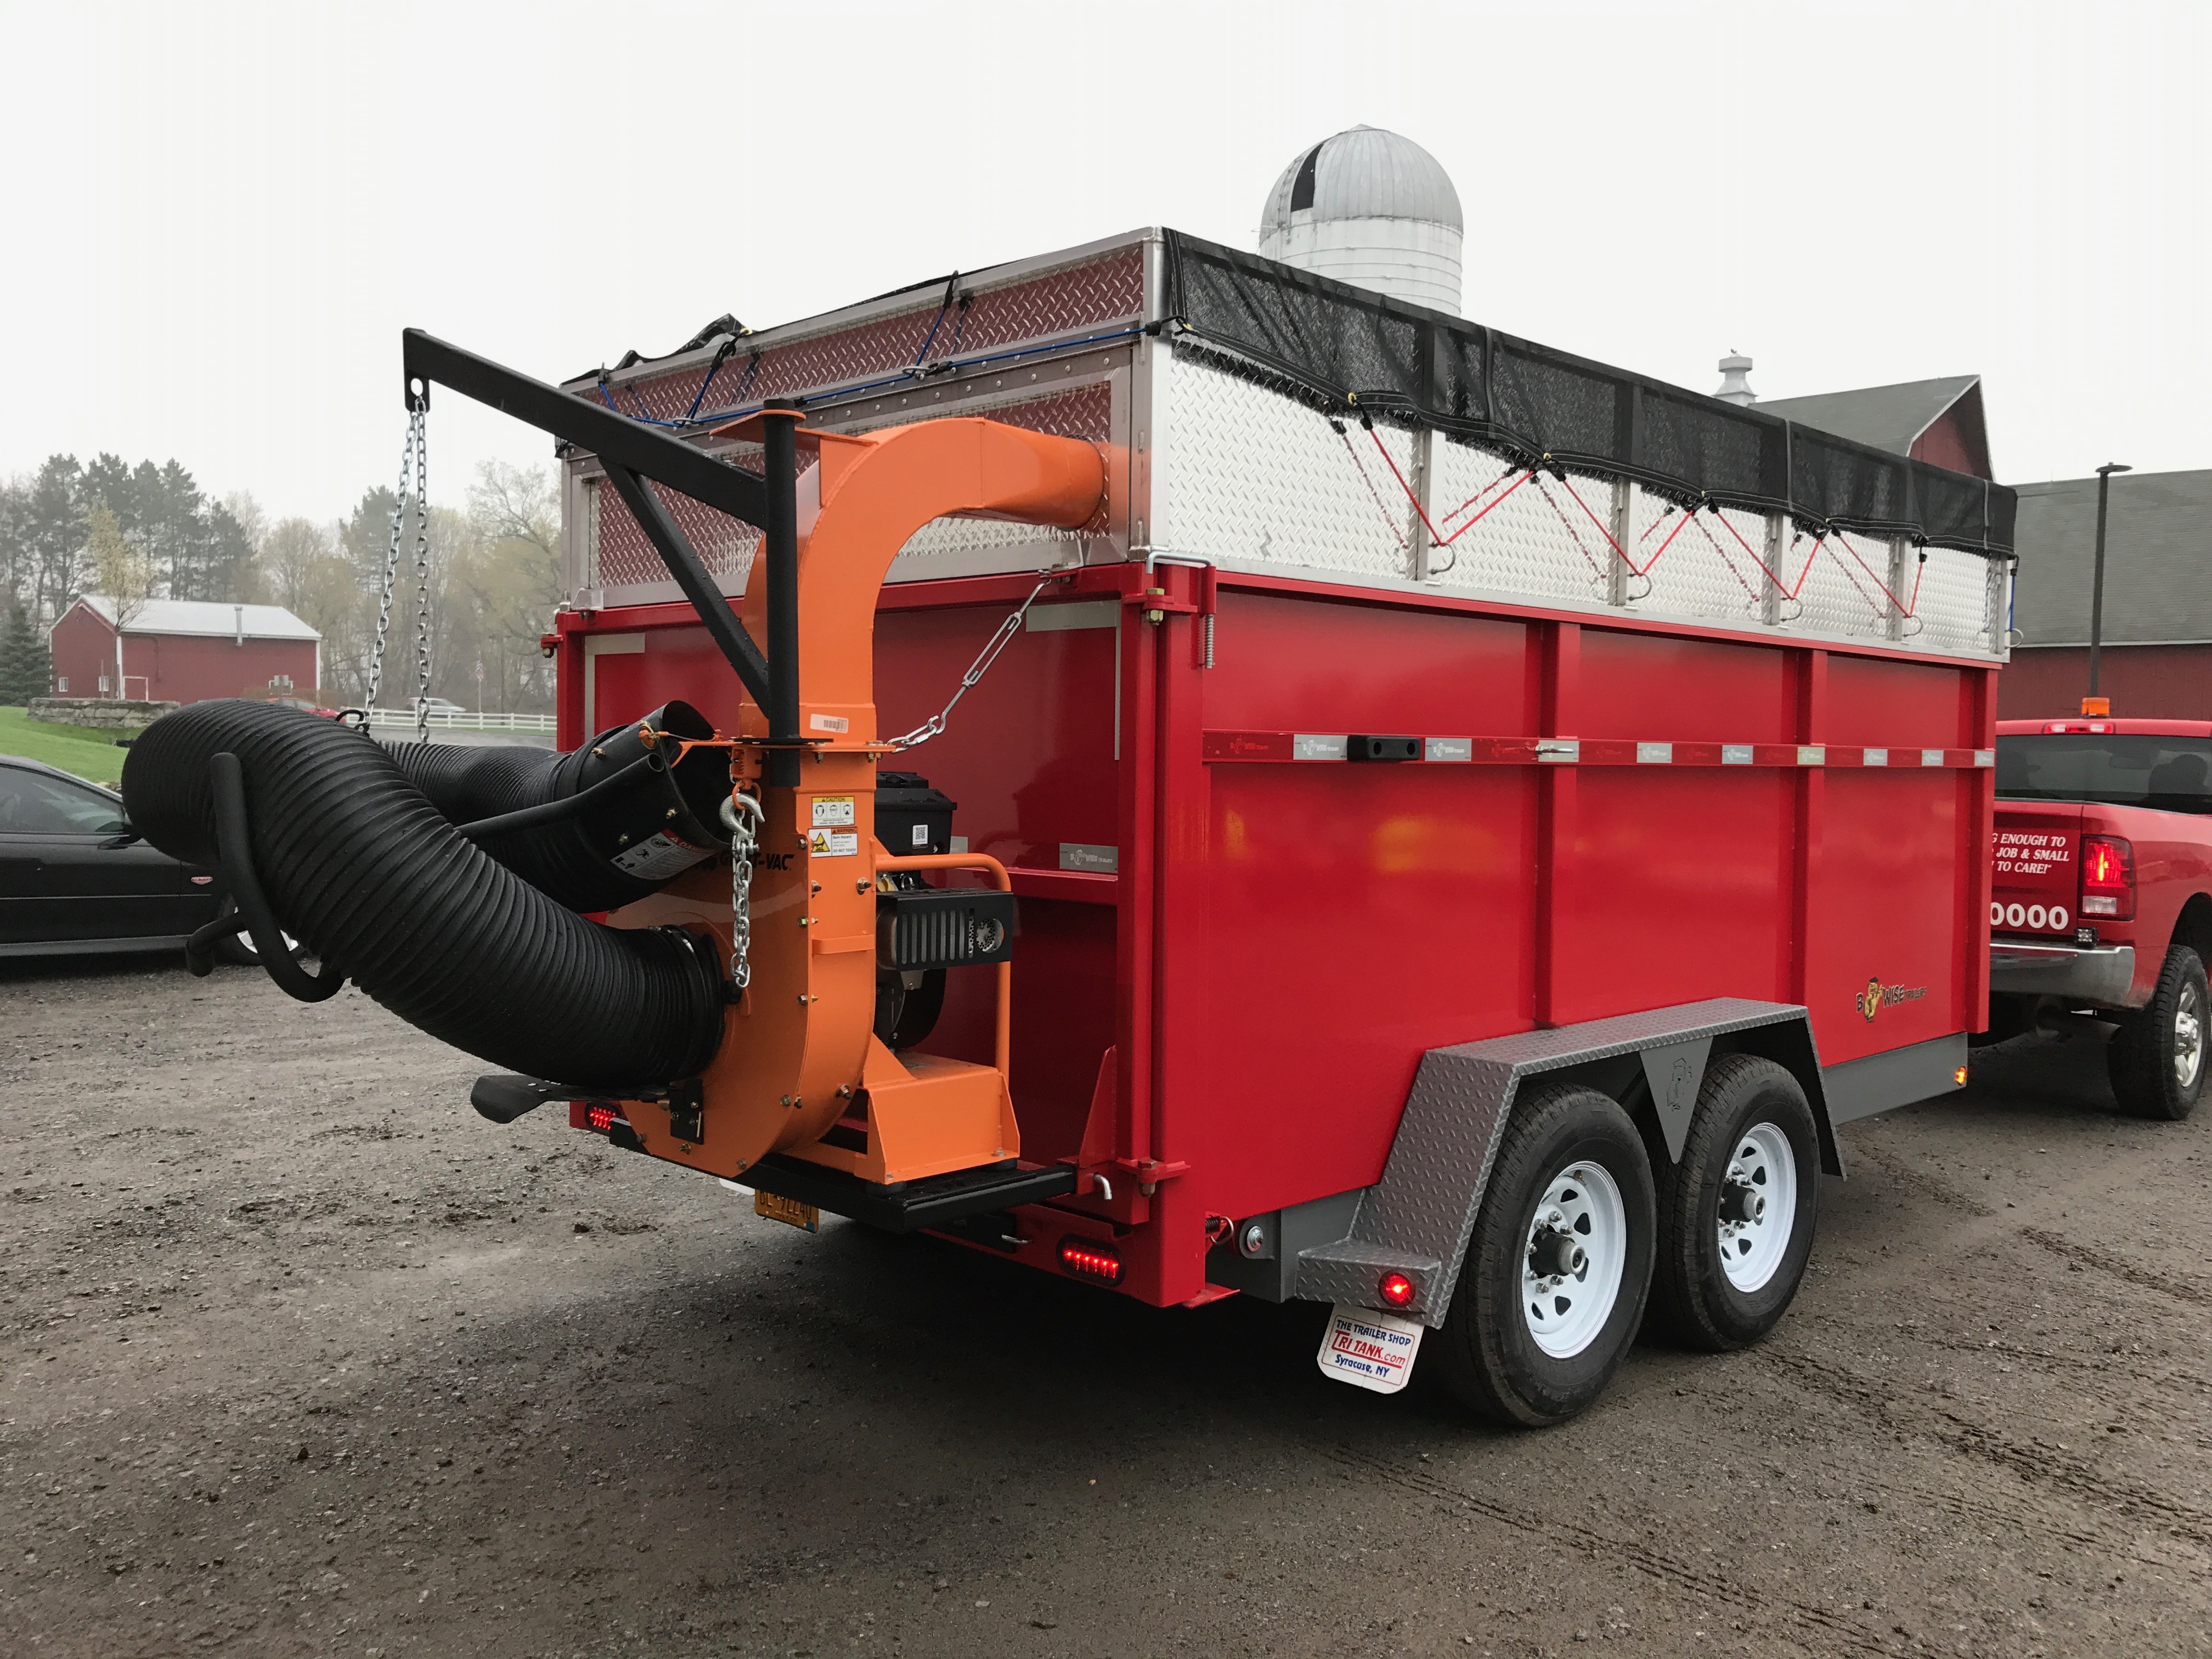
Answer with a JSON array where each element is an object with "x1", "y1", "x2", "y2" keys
[
  {"x1": 1520, "y1": 1160, "x2": 1628, "y2": 1358},
  {"x1": 2174, "y1": 981, "x2": 2203, "y2": 1091},
  {"x1": 1718, "y1": 1121, "x2": 1798, "y2": 1293}
]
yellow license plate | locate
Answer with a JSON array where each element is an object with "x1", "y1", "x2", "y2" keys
[{"x1": 754, "y1": 1190, "x2": 819, "y2": 1233}]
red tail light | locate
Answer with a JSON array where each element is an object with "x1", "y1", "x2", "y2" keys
[
  {"x1": 1057, "y1": 1237, "x2": 1124, "y2": 1285},
  {"x1": 1378, "y1": 1271, "x2": 1416, "y2": 1308},
  {"x1": 2080, "y1": 834, "x2": 2135, "y2": 919},
  {"x1": 584, "y1": 1103, "x2": 623, "y2": 1133}
]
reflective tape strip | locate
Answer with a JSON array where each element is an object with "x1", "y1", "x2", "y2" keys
[{"x1": 1198, "y1": 732, "x2": 1993, "y2": 767}]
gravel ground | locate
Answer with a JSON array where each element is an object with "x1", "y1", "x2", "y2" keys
[{"x1": 4, "y1": 957, "x2": 2209, "y2": 1658}]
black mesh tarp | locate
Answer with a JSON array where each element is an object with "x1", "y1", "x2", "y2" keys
[{"x1": 1161, "y1": 231, "x2": 2013, "y2": 555}]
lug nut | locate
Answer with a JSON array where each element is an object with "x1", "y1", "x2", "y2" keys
[{"x1": 1528, "y1": 1228, "x2": 1585, "y2": 1279}]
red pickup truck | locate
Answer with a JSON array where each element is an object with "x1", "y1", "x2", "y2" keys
[{"x1": 1990, "y1": 716, "x2": 2212, "y2": 1119}]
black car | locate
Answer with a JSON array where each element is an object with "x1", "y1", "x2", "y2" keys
[{"x1": 0, "y1": 753, "x2": 263, "y2": 962}]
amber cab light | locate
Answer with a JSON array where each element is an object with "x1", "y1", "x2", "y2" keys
[
  {"x1": 1058, "y1": 1237, "x2": 1124, "y2": 1285},
  {"x1": 2080, "y1": 834, "x2": 2135, "y2": 920},
  {"x1": 1378, "y1": 1271, "x2": 1417, "y2": 1308}
]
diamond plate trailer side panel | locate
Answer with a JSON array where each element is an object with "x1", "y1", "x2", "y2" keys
[
  {"x1": 1154, "y1": 346, "x2": 2007, "y2": 663},
  {"x1": 1295, "y1": 998, "x2": 1820, "y2": 1326}
]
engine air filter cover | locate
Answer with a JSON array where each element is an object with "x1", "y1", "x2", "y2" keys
[{"x1": 877, "y1": 887, "x2": 1017, "y2": 971}]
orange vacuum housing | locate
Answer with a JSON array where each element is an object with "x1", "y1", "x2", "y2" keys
[{"x1": 601, "y1": 414, "x2": 1104, "y2": 1187}]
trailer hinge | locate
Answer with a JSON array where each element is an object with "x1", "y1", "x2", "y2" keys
[{"x1": 1114, "y1": 1156, "x2": 1190, "y2": 1197}]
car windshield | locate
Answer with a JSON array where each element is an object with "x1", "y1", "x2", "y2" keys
[
  {"x1": 1995, "y1": 733, "x2": 2212, "y2": 815},
  {"x1": 0, "y1": 768, "x2": 128, "y2": 834}
]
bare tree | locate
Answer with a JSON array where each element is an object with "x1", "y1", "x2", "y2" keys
[
  {"x1": 256, "y1": 517, "x2": 336, "y2": 614},
  {"x1": 468, "y1": 460, "x2": 559, "y2": 561}
]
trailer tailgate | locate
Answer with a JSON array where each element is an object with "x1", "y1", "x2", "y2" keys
[{"x1": 1992, "y1": 803, "x2": 2084, "y2": 936}]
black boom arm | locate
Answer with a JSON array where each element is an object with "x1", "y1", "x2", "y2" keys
[{"x1": 399, "y1": 329, "x2": 801, "y2": 769}]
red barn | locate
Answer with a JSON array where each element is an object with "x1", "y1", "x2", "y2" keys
[
  {"x1": 49, "y1": 596, "x2": 321, "y2": 705},
  {"x1": 1753, "y1": 375, "x2": 1995, "y2": 481}
]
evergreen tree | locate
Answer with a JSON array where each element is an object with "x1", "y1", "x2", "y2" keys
[{"x1": 0, "y1": 607, "x2": 50, "y2": 706}]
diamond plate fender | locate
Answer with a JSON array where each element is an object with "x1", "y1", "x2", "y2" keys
[{"x1": 1295, "y1": 997, "x2": 1825, "y2": 1327}]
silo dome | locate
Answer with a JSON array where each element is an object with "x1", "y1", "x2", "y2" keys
[{"x1": 1258, "y1": 126, "x2": 1464, "y2": 314}]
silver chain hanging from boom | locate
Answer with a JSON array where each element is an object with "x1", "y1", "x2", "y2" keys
[
  {"x1": 361, "y1": 402, "x2": 425, "y2": 719},
  {"x1": 409, "y1": 414, "x2": 432, "y2": 743}
]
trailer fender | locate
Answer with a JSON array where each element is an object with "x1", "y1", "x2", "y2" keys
[{"x1": 1291, "y1": 998, "x2": 1831, "y2": 1327}]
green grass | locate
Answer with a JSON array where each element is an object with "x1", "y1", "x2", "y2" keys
[{"x1": 0, "y1": 706, "x2": 144, "y2": 786}]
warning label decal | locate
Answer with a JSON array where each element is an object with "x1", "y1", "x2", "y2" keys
[
  {"x1": 806, "y1": 828, "x2": 860, "y2": 858},
  {"x1": 610, "y1": 831, "x2": 712, "y2": 881}
]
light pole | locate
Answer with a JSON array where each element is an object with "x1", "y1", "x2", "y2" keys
[{"x1": 2087, "y1": 461, "x2": 2131, "y2": 704}]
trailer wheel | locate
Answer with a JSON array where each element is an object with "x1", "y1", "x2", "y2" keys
[
  {"x1": 2107, "y1": 946, "x2": 2208, "y2": 1121},
  {"x1": 1431, "y1": 1083, "x2": 1655, "y2": 1428},
  {"x1": 1648, "y1": 1055, "x2": 1819, "y2": 1352}
]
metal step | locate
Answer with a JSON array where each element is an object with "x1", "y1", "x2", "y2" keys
[{"x1": 744, "y1": 1154, "x2": 1076, "y2": 1234}]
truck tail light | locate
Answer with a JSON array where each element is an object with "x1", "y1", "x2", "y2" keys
[
  {"x1": 1378, "y1": 1271, "x2": 1416, "y2": 1308},
  {"x1": 2080, "y1": 835, "x2": 2135, "y2": 919},
  {"x1": 1057, "y1": 1237, "x2": 1124, "y2": 1285}
]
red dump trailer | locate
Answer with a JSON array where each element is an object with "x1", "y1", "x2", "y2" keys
[
  {"x1": 129, "y1": 229, "x2": 2018, "y2": 1426},
  {"x1": 528, "y1": 231, "x2": 2017, "y2": 1424}
]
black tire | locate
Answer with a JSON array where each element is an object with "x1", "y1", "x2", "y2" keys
[
  {"x1": 1430, "y1": 1084, "x2": 1655, "y2": 1429},
  {"x1": 1647, "y1": 1054, "x2": 1820, "y2": 1351},
  {"x1": 2107, "y1": 946, "x2": 2208, "y2": 1121}
]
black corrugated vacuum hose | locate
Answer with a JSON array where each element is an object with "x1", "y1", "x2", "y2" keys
[
  {"x1": 387, "y1": 700, "x2": 731, "y2": 913},
  {"x1": 121, "y1": 700, "x2": 726, "y2": 1090}
]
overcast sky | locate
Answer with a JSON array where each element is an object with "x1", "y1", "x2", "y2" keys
[{"x1": 2, "y1": 0, "x2": 2205, "y2": 522}]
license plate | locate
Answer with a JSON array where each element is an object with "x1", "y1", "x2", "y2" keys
[
  {"x1": 1317, "y1": 1304, "x2": 1423, "y2": 1393},
  {"x1": 754, "y1": 1190, "x2": 819, "y2": 1233}
]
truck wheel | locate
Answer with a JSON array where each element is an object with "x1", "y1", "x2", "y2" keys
[
  {"x1": 2107, "y1": 946, "x2": 2208, "y2": 1121},
  {"x1": 1648, "y1": 1055, "x2": 1819, "y2": 1351},
  {"x1": 1431, "y1": 1082, "x2": 1655, "y2": 1428}
]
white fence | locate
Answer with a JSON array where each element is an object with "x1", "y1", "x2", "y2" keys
[{"x1": 363, "y1": 708, "x2": 557, "y2": 733}]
